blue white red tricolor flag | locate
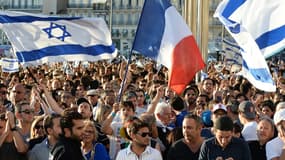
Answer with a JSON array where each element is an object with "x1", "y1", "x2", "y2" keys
[
  {"x1": 214, "y1": 0, "x2": 282, "y2": 92},
  {"x1": 0, "y1": 11, "x2": 117, "y2": 66},
  {"x1": 133, "y1": 0, "x2": 205, "y2": 94}
]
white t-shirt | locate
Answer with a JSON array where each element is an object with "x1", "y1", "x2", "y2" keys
[
  {"x1": 109, "y1": 121, "x2": 123, "y2": 160},
  {"x1": 242, "y1": 121, "x2": 258, "y2": 141},
  {"x1": 266, "y1": 136, "x2": 284, "y2": 160}
]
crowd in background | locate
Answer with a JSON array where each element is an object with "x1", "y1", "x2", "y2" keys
[{"x1": 0, "y1": 55, "x2": 285, "y2": 160}]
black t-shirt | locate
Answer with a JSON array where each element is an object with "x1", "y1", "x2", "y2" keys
[
  {"x1": 0, "y1": 141, "x2": 27, "y2": 160},
  {"x1": 168, "y1": 139, "x2": 200, "y2": 160},
  {"x1": 248, "y1": 140, "x2": 266, "y2": 160}
]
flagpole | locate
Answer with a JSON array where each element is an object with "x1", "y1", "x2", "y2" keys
[{"x1": 116, "y1": 0, "x2": 148, "y2": 102}]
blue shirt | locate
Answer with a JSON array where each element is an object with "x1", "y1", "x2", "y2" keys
[
  {"x1": 84, "y1": 143, "x2": 110, "y2": 160},
  {"x1": 199, "y1": 137, "x2": 252, "y2": 160}
]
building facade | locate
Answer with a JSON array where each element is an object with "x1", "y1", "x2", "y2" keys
[{"x1": 1, "y1": 0, "x2": 220, "y2": 59}]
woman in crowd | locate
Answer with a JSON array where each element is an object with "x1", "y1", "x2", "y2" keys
[
  {"x1": 81, "y1": 120, "x2": 110, "y2": 160},
  {"x1": 248, "y1": 117, "x2": 276, "y2": 160},
  {"x1": 29, "y1": 115, "x2": 46, "y2": 149},
  {"x1": 93, "y1": 104, "x2": 112, "y2": 150}
]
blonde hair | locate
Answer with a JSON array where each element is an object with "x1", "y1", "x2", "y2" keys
[
  {"x1": 84, "y1": 120, "x2": 98, "y2": 141},
  {"x1": 94, "y1": 104, "x2": 112, "y2": 124},
  {"x1": 30, "y1": 115, "x2": 45, "y2": 139}
]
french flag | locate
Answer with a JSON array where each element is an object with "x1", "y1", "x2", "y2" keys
[{"x1": 133, "y1": 0, "x2": 205, "y2": 94}]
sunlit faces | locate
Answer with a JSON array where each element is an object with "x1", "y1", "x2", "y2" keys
[
  {"x1": 77, "y1": 102, "x2": 92, "y2": 119},
  {"x1": 215, "y1": 130, "x2": 233, "y2": 148},
  {"x1": 20, "y1": 104, "x2": 34, "y2": 123},
  {"x1": 50, "y1": 117, "x2": 62, "y2": 139},
  {"x1": 182, "y1": 118, "x2": 201, "y2": 142},
  {"x1": 120, "y1": 107, "x2": 135, "y2": 121},
  {"x1": 158, "y1": 107, "x2": 172, "y2": 125},
  {"x1": 132, "y1": 127, "x2": 151, "y2": 147},
  {"x1": 34, "y1": 120, "x2": 45, "y2": 138},
  {"x1": 70, "y1": 119, "x2": 85, "y2": 141},
  {"x1": 184, "y1": 89, "x2": 197, "y2": 105},
  {"x1": 82, "y1": 125, "x2": 95, "y2": 143},
  {"x1": 256, "y1": 119, "x2": 274, "y2": 144}
]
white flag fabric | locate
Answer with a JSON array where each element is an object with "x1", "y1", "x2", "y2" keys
[
  {"x1": 0, "y1": 11, "x2": 117, "y2": 66},
  {"x1": 222, "y1": 39, "x2": 242, "y2": 66},
  {"x1": 0, "y1": 58, "x2": 19, "y2": 73},
  {"x1": 214, "y1": 0, "x2": 279, "y2": 92}
]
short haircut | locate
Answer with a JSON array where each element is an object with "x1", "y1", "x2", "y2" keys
[
  {"x1": 120, "y1": 101, "x2": 135, "y2": 112},
  {"x1": 60, "y1": 108, "x2": 83, "y2": 133},
  {"x1": 214, "y1": 116, "x2": 233, "y2": 131},
  {"x1": 154, "y1": 102, "x2": 171, "y2": 116},
  {"x1": 15, "y1": 101, "x2": 30, "y2": 113},
  {"x1": 183, "y1": 114, "x2": 203, "y2": 127},
  {"x1": 129, "y1": 119, "x2": 149, "y2": 134},
  {"x1": 43, "y1": 113, "x2": 61, "y2": 134}
]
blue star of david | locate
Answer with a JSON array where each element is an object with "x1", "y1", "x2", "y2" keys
[{"x1": 43, "y1": 22, "x2": 71, "y2": 41}]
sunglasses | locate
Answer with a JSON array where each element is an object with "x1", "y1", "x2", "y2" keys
[
  {"x1": 137, "y1": 132, "x2": 151, "y2": 138},
  {"x1": 35, "y1": 125, "x2": 44, "y2": 129},
  {"x1": 20, "y1": 109, "x2": 34, "y2": 114}
]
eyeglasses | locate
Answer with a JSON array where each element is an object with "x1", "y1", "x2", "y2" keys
[
  {"x1": 35, "y1": 125, "x2": 44, "y2": 129},
  {"x1": 20, "y1": 109, "x2": 34, "y2": 114},
  {"x1": 136, "y1": 132, "x2": 151, "y2": 138}
]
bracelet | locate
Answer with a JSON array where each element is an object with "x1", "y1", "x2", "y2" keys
[
  {"x1": 111, "y1": 112, "x2": 116, "y2": 118},
  {"x1": 10, "y1": 127, "x2": 17, "y2": 131}
]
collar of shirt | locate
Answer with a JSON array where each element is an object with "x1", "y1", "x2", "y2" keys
[{"x1": 126, "y1": 143, "x2": 152, "y2": 156}]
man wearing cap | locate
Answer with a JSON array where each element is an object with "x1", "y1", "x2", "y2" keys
[
  {"x1": 266, "y1": 109, "x2": 285, "y2": 160},
  {"x1": 212, "y1": 103, "x2": 227, "y2": 123},
  {"x1": 86, "y1": 89, "x2": 100, "y2": 118},
  {"x1": 87, "y1": 89, "x2": 100, "y2": 108},
  {"x1": 238, "y1": 100, "x2": 258, "y2": 141},
  {"x1": 199, "y1": 116, "x2": 251, "y2": 160},
  {"x1": 77, "y1": 97, "x2": 93, "y2": 120}
]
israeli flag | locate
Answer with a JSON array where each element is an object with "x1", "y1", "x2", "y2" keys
[
  {"x1": 222, "y1": 39, "x2": 242, "y2": 66},
  {"x1": 214, "y1": 0, "x2": 280, "y2": 92},
  {"x1": 0, "y1": 11, "x2": 117, "y2": 66},
  {"x1": 0, "y1": 58, "x2": 19, "y2": 73}
]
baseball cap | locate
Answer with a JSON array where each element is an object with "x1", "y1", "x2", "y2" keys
[
  {"x1": 274, "y1": 109, "x2": 285, "y2": 125},
  {"x1": 212, "y1": 103, "x2": 227, "y2": 113},
  {"x1": 86, "y1": 89, "x2": 99, "y2": 96},
  {"x1": 238, "y1": 101, "x2": 255, "y2": 119},
  {"x1": 214, "y1": 115, "x2": 233, "y2": 131}
]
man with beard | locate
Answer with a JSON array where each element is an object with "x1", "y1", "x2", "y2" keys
[
  {"x1": 168, "y1": 114, "x2": 204, "y2": 160},
  {"x1": 51, "y1": 108, "x2": 85, "y2": 160},
  {"x1": 116, "y1": 119, "x2": 162, "y2": 160},
  {"x1": 183, "y1": 86, "x2": 199, "y2": 112},
  {"x1": 28, "y1": 113, "x2": 62, "y2": 160}
]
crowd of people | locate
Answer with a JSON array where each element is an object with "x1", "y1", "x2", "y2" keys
[{"x1": 0, "y1": 55, "x2": 285, "y2": 160}]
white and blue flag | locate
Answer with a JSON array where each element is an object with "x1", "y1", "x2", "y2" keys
[
  {"x1": 0, "y1": 11, "x2": 117, "y2": 66},
  {"x1": 222, "y1": 39, "x2": 242, "y2": 66},
  {"x1": 0, "y1": 58, "x2": 19, "y2": 73},
  {"x1": 214, "y1": 0, "x2": 282, "y2": 92}
]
